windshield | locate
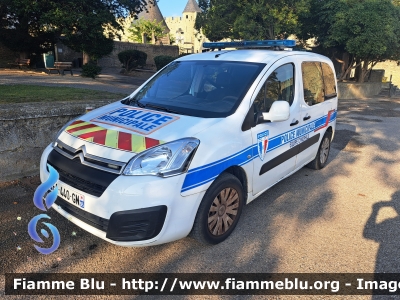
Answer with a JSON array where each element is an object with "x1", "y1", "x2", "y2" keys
[{"x1": 128, "y1": 60, "x2": 265, "y2": 118}]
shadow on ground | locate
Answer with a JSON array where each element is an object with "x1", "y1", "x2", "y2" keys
[{"x1": 1, "y1": 96, "x2": 400, "y2": 300}]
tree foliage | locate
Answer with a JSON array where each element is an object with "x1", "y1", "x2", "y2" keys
[
  {"x1": 154, "y1": 55, "x2": 175, "y2": 70},
  {"x1": 81, "y1": 63, "x2": 102, "y2": 79},
  {"x1": 195, "y1": 0, "x2": 309, "y2": 41},
  {"x1": 0, "y1": 0, "x2": 149, "y2": 59},
  {"x1": 298, "y1": 0, "x2": 400, "y2": 82},
  {"x1": 128, "y1": 18, "x2": 167, "y2": 43}
]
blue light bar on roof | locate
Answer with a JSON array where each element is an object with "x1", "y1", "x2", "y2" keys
[{"x1": 203, "y1": 39, "x2": 296, "y2": 50}]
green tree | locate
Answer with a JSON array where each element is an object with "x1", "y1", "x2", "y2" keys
[
  {"x1": 195, "y1": 0, "x2": 309, "y2": 41},
  {"x1": 169, "y1": 34, "x2": 176, "y2": 45},
  {"x1": 298, "y1": 0, "x2": 400, "y2": 82},
  {"x1": 0, "y1": 0, "x2": 58, "y2": 55},
  {"x1": 0, "y1": 0, "x2": 149, "y2": 59},
  {"x1": 195, "y1": 0, "x2": 239, "y2": 41},
  {"x1": 129, "y1": 18, "x2": 167, "y2": 43}
]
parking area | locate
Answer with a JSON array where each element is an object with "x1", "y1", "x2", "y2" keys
[{"x1": 1, "y1": 70, "x2": 400, "y2": 298}]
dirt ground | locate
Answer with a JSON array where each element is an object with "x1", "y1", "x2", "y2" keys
[{"x1": 0, "y1": 95, "x2": 400, "y2": 299}]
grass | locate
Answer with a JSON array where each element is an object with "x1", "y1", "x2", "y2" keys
[{"x1": 0, "y1": 85, "x2": 126, "y2": 104}]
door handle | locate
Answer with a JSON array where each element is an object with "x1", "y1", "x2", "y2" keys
[
  {"x1": 290, "y1": 120, "x2": 299, "y2": 126},
  {"x1": 303, "y1": 115, "x2": 311, "y2": 121}
]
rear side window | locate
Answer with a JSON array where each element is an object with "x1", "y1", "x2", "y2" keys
[
  {"x1": 321, "y1": 62, "x2": 337, "y2": 99},
  {"x1": 302, "y1": 62, "x2": 324, "y2": 106},
  {"x1": 302, "y1": 61, "x2": 337, "y2": 106}
]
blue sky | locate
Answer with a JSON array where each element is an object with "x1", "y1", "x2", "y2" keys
[{"x1": 158, "y1": 0, "x2": 190, "y2": 17}]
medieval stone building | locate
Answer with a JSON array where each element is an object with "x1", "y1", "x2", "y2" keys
[
  {"x1": 119, "y1": 0, "x2": 207, "y2": 53},
  {"x1": 165, "y1": 0, "x2": 207, "y2": 53},
  {"x1": 137, "y1": 0, "x2": 170, "y2": 45}
]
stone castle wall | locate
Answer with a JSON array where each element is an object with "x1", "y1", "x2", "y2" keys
[
  {"x1": 165, "y1": 12, "x2": 207, "y2": 54},
  {"x1": 98, "y1": 41, "x2": 179, "y2": 69}
]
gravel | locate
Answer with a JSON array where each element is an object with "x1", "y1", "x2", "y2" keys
[{"x1": 0, "y1": 69, "x2": 149, "y2": 95}]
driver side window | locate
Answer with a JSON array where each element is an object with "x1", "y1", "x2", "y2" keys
[{"x1": 253, "y1": 63, "x2": 295, "y2": 113}]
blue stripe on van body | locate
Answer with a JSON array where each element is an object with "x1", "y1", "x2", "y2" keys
[
  {"x1": 181, "y1": 111, "x2": 336, "y2": 193},
  {"x1": 182, "y1": 145, "x2": 256, "y2": 192}
]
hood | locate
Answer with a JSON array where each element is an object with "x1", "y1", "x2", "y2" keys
[{"x1": 57, "y1": 102, "x2": 222, "y2": 163}]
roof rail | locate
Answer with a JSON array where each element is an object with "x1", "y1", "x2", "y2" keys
[{"x1": 203, "y1": 40, "x2": 296, "y2": 51}]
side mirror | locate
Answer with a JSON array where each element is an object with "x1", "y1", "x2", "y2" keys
[{"x1": 262, "y1": 101, "x2": 290, "y2": 122}]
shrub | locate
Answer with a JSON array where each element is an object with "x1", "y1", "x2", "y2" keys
[
  {"x1": 81, "y1": 63, "x2": 102, "y2": 79},
  {"x1": 154, "y1": 55, "x2": 175, "y2": 70},
  {"x1": 118, "y1": 50, "x2": 147, "y2": 72}
]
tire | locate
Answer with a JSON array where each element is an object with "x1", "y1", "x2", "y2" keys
[
  {"x1": 307, "y1": 131, "x2": 332, "y2": 170},
  {"x1": 190, "y1": 173, "x2": 244, "y2": 245}
]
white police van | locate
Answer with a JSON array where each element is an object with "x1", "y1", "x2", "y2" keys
[{"x1": 40, "y1": 40, "x2": 338, "y2": 246}]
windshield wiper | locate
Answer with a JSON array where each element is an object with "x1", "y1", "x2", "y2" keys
[
  {"x1": 144, "y1": 103, "x2": 182, "y2": 115},
  {"x1": 127, "y1": 98, "x2": 145, "y2": 108}
]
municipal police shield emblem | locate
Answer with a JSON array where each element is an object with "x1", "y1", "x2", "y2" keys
[{"x1": 257, "y1": 130, "x2": 269, "y2": 161}]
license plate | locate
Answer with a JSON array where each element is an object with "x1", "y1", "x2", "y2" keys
[{"x1": 58, "y1": 183, "x2": 85, "y2": 209}]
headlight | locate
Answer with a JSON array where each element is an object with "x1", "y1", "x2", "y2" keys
[
  {"x1": 123, "y1": 138, "x2": 200, "y2": 177},
  {"x1": 52, "y1": 117, "x2": 80, "y2": 147}
]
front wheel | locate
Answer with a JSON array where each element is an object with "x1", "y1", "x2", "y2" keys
[
  {"x1": 190, "y1": 173, "x2": 244, "y2": 245},
  {"x1": 307, "y1": 131, "x2": 332, "y2": 170}
]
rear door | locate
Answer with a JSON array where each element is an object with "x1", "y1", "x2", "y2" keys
[{"x1": 296, "y1": 60, "x2": 338, "y2": 167}]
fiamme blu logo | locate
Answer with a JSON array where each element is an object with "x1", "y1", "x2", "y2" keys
[{"x1": 28, "y1": 165, "x2": 60, "y2": 254}]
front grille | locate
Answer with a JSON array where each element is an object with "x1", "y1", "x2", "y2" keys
[
  {"x1": 47, "y1": 149, "x2": 119, "y2": 197},
  {"x1": 55, "y1": 197, "x2": 109, "y2": 232},
  {"x1": 55, "y1": 142, "x2": 125, "y2": 174},
  {"x1": 51, "y1": 163, "x2": 106, "y2": 197}
]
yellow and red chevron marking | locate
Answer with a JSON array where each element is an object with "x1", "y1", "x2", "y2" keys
[{"x1": 65, "y1": 120, "x2": 164, "y2": 152}]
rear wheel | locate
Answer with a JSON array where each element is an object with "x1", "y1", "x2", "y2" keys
[
  {"x1": 307, "y1": 131, "x2": 332, "y2": 170},
  {"x1": 190, "y1": 173, "x2": 244, "y2": 245}
]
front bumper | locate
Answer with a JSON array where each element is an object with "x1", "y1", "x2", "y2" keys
[{"x1": 40, "y1": 144, "x2": 205, "y2": 247}]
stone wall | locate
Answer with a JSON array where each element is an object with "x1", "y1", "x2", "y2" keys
[
  {"x1": 98, "y1": 41, "x2": 179, "y2": 69},
  {"x1": 375, "y1": 61, "x2": 400, "y2": 87},
  {"x1": 0, "y1": 43, "x2": 18, "y2": 68},
  {"x1": 338, "y1": 82, "x2": 382, "y2": 99},
  {"x1": 367, "y1": 69, "x2": 385, "y2": 83},
  {"x1": 0, "y1": 101, "x2": 111, "y2": 182}
]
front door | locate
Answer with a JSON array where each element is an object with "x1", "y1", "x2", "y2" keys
[{"x1": 251, "y1": 60, "x2": 301, "y2": 196}]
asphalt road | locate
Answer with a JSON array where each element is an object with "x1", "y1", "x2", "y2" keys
[{"x1": 1, "y1": 86, "x2": 400, "y2": 299}]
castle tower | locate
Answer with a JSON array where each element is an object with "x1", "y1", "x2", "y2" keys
[
  {"x1": 183, "y1": 0, "x2": 202, "y2": 14},
  {"x1": 137, "y1": 1, "x2": 170, "y2": 44},
  {"x1": 182, "y1": 0, "x2": 202, "y2": 52},
  {"x1": 165, "y1": 0, "x2": 205, "y2": 53}
]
